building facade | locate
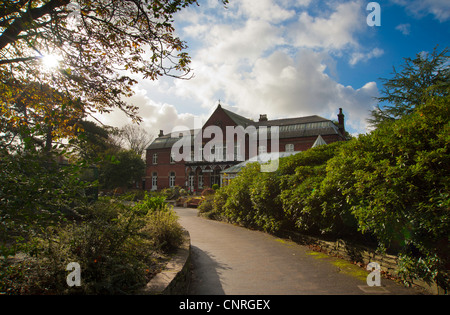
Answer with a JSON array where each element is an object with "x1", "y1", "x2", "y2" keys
[{"x1": 145, "y1": 105, "x2": 347, "y2": 192}]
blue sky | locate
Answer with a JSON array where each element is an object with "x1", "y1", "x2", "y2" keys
[{"x1": 101, "y1": 0, "x2": 450, "y2": 136}]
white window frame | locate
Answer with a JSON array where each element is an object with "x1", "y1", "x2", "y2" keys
[
  {"x1": 169, "y1": 172, "x2": 176, "y2": 188},
  {"x1": 152, "y1": 173, "x2": 158, "y2": 191},
  {"x1": 198, "y1": 174, "x2": 204, "y2": 189},
  {"x1": 285, "y1": 144, "x2": 294, "y2": 152},
  {"x1": 258, "y1": 145, "x2": 267, "y2": 155}
]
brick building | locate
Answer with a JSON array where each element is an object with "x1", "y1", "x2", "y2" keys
[{"x1": 145, "y1": 105, "x2": 346, "y2": 192}]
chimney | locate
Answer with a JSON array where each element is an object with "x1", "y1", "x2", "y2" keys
[
  {"x1": 159, "y1": 130, "x2": 164, "y2": 137},
  {"x1": 259, "y1": 114, "x2": 268, "y2": 122},
  {"x1": 337, "y1": 108, "x2": 345, "y2": 136}
]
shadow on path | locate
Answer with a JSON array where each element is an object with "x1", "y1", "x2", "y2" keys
[{"x1": 188, "y1": 246, "x2": 230, "y2": 295}]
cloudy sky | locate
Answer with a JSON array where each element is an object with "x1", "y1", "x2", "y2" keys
[{"x1": 98, "y1": 0, "x2": 450, "y2": 136}]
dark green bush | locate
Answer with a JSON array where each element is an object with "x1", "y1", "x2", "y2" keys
[{"x1": 249, "y1": 172, "x2": 284, "y2": 233}]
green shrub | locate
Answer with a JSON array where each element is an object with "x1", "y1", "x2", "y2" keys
[
  {"x1": 141, "y1": 209, "x2": 184, "y2": 252},
  {"x1": 346, "y1": 94, "x2": 449, "y2": 290},
  {"x1": 249, "y1": 172, "x2": 284, "y2": 233},
  {"x1": 219, "y1": 163, "x2": 260, "y2": 227},
  {"x1": 201, "y1": 188, "x2": 215, "y2": 197},
  {"x1": 132, "y1": 193, "x2": 169, "y2": 215},
  {"x1": 0, "y1": 197, "x2": 185, "y2": 294}
]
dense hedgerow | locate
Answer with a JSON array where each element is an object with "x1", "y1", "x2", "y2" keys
[{"x1": 208, "y1": 92, "x2": 449, "y2": 290}]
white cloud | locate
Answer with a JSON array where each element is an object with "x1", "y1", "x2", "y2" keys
[
  {"x1": 115, "y1": 0, "x2": 384, "y2": 135},
  {"x1": 289, "y1": 1, "x2": 365, "y2": 50},
  {"x1": 175, "y1": 48, "x2": 378, "y2": 133},
  {"x1": 92, "y1": 87, "x2": 201, "y2": 137},
  {"x1": 232, "y1": 0, "x2": 296, "y2": 23},
  {"x1": 391, "y1": 0, "x2": 450, "y2": 22},
  {"x1": 349, "y1": 48, "x2": 384, "y2": 65},
  {"x1": 395, "y1": 23, "x2": 411, "y2": 35}
]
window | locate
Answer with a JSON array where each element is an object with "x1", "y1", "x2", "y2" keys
[
  {"x1": 170, "y1": 153, "x2": 175, "y2": 164},
  {"x1": 188, "y1": 173, "x2": 194, "y2": 192},
  {"x1": 152, "y1": 172, "x2": 158, "y2": 191},
  {"x1": 153, "y1": 153, "x2": 158, "y2": 165},
  {"x1": 198, "y1": 174, "x2": 204, "y2": 189},
  {"x1": 258, "y1": 145, "x2": 267, "y2": 155},
  {"x1": 285, "y1": 144, "x2": 294, "y2": 152},
  {"x1": 234, "y1": 143, "x2": 242, "y2": 161},
  {"x1": 169, "y1": 172, "x2": 176, "y2": 188},
  {"x1": 215, "y1": 144, "x2": 223, "y2": 162}
]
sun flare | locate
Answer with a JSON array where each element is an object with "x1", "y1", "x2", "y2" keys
[{"x1": 41, "y1": 54, "x2": 62, "y2": 69}]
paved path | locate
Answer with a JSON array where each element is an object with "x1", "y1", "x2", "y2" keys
[{"x1": 175, "y1": 207, "x2": 424, "y2": 295}]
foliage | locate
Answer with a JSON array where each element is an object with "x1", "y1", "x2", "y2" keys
[
  {"x1": 198, "y1": 195, "x2": 215, "y2": 215},
  {"x1": 369, "y1": 46, "x2": 449, "y2": 127},
  {"x1": 348, "y1": 90, "x2": 450, "y2": 289},
  {"x1": 132, "y1": 193, "x2": 170, "y2": 215},
  {"x1": 218, "y1": 162, "x2": 261, "y2": 228},
  {"x1": 209, "y1": 86, "x2": 448, "y2": 289},
  {"x1": 161, "y1": 185, "x2": 188, "y2": 200},
  {"x1": 0, "y1": 0, "x2": 228, "y2": 147},
  {"x1": 0, "y1": 148, "x2": 94, "y2": 256},
  {"x1": 249, "y1": 172, "x2": 283, "y2": 233},
  {"x1": 133, "y1": 193, "x2": 184, "y2": 251},
  {"x1": 2, "y1": 201, "x2": 151, "y2": 294},
  {"x1": 98, "y1": 149, "x2": 145, "y2": 190},
  {"x1": 1, "y1": 197, "x2": 184, "y2": 294},
  {"x1": 201, "y1": 188, "x2": 215, "y2": 197},
  {"x1": 279, "y1": 142, "x2": 350, "y2": 236},
  {"x1": 141, "y1": 209, "x2": 184, "y2": 252}
]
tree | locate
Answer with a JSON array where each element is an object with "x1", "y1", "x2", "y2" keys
[
  {"x1": 368, "y1": 46, "x2": 449, "y2": 127},
  {"x1": 113, "y1": 124, "x2": 154, "y2": 158},
  {"x1": 349, "y1": 90, "x2": 450, "y2": 289},
  {"x1": 1, "y1": 0, "x2": 228, "y2": 150},
  {"x1": 72, "y1": 120, "x2": 120, "y2": 161},
  {"x1": 99, "y1": 149, "x2": 145, "y2": 190}
]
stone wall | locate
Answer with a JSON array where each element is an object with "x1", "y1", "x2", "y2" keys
[{"x1": 139, "y1": 229, "x2": 191, "y2": 295}]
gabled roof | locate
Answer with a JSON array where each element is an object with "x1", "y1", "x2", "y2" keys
[
  {"x1": 255, "y1": 115, "x2": 329, "y2": 127},
  {"x1": 221, "y1": 106, "x2": 254, "y2": 127},
  {"x1": 147, "y1": 105, "x2": 344, "y2": 150}
]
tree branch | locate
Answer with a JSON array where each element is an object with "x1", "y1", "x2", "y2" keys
[
  {"x1": 0, "y1": 55, "x2": 40, "y2": 65},
  {"x1": 0, "y1": 0, "x2": 70, "y2": 50}
]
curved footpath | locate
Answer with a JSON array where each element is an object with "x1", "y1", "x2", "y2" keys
[{"x1": 174, "y1": 207, "x2": 425, "y2": 295}]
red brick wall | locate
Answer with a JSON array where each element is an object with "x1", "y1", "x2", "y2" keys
[{"x1": 146, "y1": 147, "x2": 186, "y2": 191}]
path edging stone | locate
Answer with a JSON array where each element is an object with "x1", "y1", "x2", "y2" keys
[{"x1": 138, "y1": 229, "x2": 191, "y2": 295}]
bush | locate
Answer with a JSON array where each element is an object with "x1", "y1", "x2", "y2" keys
[
  {"x1": 279, "y1": 142, "x2": 351, "y2": 237},
  {"x1": 249, "y1": 172, "x2": 284, "y2": 233},
  {"x1": 132, "y1": 193, "x2": 169, "y2": 215},
  {"x1": 0, "y1": 197, "x2": 185, "y2": 294},
  {"x1": 346, "y1": 93, "x2": 450, "y2": 289},
  {"x1": 141, "y1": 210, "x2": 184, "y2": 252},
  {"x1": 219, "y1": 163, "x2": 260, "y2": 227},
  {"x1": 201, "y1": 188, "x2": 215, "y2": 197}
]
